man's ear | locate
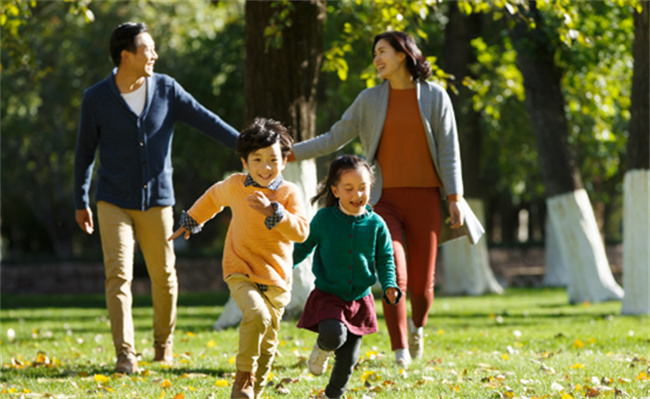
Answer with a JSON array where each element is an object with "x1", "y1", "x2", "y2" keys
[{"x1": 241, "y1": 157, "x2": 248, "y2": 170}]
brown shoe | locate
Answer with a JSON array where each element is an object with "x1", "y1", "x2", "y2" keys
[
  {"x1": 115, "y1": 352, "x2": 138, "y2": 374},
  {"x1": 231, "y1": 370, "x2": 255, "y2": 399},
  {"x1": 154, "y1": 342, "x2": 174, "y2": 365}
]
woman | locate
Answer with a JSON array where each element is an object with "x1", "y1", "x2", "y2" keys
[{"x1": 292, "y1": 31, "x2": 473, "y2": 367}]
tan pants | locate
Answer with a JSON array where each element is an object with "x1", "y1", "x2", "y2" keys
[
  {"x1": 97, "y1": 201, "x2": 178, "y2": 357},
  {"x1": 225, "y1": 273, "x2": 290, "y2": 377}
]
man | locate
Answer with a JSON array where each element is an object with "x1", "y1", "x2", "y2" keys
[{"x1": 74, "y1": 22, "x2": 239, "y2": 374}]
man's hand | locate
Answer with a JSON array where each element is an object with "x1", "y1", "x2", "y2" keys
[
  {"x1": 247, "y1": 191, "x2": 274, "y2": 217},
  {"x1": 76, "y1": 208, "x2": 94, "y2": 235},
  {"x1": 168, "y1": 227, "x2": 190, "y2": 241},
  {"x1": 385, "y1": 287, "x2": 399, "y2": 305}
]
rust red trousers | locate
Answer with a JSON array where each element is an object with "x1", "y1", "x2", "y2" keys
[{"x1": 374, "y1": 187, "x2": 442, "y2": 351}]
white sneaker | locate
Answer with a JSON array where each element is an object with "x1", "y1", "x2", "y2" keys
[
  {"x1": 394, "y1": 348, "x2": 411, "y2": 367},
  {"x1": 408, "y1": 318, "x2": 424, "y2": 360},
  {"x1": 308, "y1": 342, "x2": 330, "y2": 376}
]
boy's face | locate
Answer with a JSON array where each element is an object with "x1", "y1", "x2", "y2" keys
[{"x1": 241, "y1": 142, "x2": 287, "y2": 188}]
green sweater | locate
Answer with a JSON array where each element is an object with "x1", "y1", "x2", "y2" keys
[{"x1": 293, "y1": 205, "x2": 398, "y2": 301}]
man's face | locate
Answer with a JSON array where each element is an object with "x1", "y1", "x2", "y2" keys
[
  {"x1": 124, "y1": 32, "x2": 158, "y2": 77},
  {"x1": 241, "y1": 142, "x2": 287, "y2": 188}
]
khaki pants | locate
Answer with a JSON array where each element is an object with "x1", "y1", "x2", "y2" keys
[
  {"x1": 226, "y1": 273, "x2": 290, "y2": 377},
  {"x1": 97, "y1": 201, "x2": 178, "y2": 357}
]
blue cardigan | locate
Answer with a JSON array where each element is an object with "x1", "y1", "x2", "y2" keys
[{"x1": 74, "y1": 71, "x2": 239, "y2": 211}]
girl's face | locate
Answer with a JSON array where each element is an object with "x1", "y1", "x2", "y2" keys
[
  {"x1": 373, "y1": 38, "x2": 406, "y2": 80},
  {"x1": 331, "y1": 167, "x2": 372, "y2": 215}
]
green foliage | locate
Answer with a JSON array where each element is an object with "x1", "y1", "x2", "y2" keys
[{"x1": 1, "y1": 289, "x2": 648, "y2": 397}]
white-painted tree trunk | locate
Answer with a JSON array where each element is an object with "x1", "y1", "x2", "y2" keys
[
  {"x1": 441, "y1": 198, "x2": 503, "y2": 295},
  {"x1": 213, "y1": 160, "x2": 318, "y2": 330},
  {"x1": 546, "y1": 189, "x2": 624, "y2": 304},
  {"x1": 621, "y1": 169, "x2": 649, "y2": 315},
  {"x1": 542, "y1": 215, "x2": 568, "y2": 287}
]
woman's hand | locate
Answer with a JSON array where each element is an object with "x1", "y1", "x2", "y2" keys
[
  {"x1": 385, "y1": 287, "x2": 399, "y2": 305},
  {"x1": 448, "y1": 198, "x2": 465, "y2": 229},
  {"x1": 168, "y1": 227, "x2": 190, "y2": 241}
]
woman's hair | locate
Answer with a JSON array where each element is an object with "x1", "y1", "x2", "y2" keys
[
  {"x1": 311, "y1": 155, "x2": 375, "y2": 207},
  {"x1": 110, "y1": 22, "x2": 149, "y2": 67},
  {"x1": 236, "y1": 117, "x2": 294, "y2": 160},
  {"x1": 373, "y1": 31, "x2": 432, "y2": 81}
]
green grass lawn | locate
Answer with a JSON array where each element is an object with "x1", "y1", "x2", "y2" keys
[{"x1": 1, "y1": 288, "x2": 648, "y2": 398}]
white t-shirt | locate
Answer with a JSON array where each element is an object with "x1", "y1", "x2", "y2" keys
[{"x1": 121, "y1": 82, "x2": 147, "y2": 116}]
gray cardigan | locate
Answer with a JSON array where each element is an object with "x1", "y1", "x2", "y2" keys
[{"x1": 293, "y1": 80, "x2": 484, "y2": 244}]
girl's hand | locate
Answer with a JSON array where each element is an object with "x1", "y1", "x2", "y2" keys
[
  {"x1": 385, "y1": 287, "x2": 399, "y2": 305},
  {"x1": 168, "y1": 227, "x2": 190, "y2": 241},
  {"x1": 247, "y1": 191, "x2": 274, "y2": 217}
]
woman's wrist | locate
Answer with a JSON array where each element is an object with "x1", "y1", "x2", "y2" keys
[{"x1": 447, "y1": 194, "x2": 462, "y2": 202}]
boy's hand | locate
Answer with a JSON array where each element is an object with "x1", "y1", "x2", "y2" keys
[
  {"x1": 385, "y1": 287, "x2": 399, "y2": 305},
  {"x1": 168, "y1": 227, "x2": 190, "y2": 241},
  {"x1": 247, "y1": 191, "x2": 274, "y2": 217}
]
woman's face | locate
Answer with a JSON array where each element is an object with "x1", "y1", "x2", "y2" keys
[{"x1": 373, "y1": 38, "x2": 406, "y2": 80}]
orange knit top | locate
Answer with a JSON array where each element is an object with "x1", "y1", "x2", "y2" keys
[
  {"x1": 187, "y1": 174, "x2": 309, "y2": 291},
  {"x1": 376, "y1": 87, "x2": 441, "y2": 188}
]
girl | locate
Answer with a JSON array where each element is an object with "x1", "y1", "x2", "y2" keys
[
  {"x1": 293, "y1": 155, "x2": 401, "y2": 399},
  {"x1": 291, "y1": 31, "x2": 484, "y2": 366}
]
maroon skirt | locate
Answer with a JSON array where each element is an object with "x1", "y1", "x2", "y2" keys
[{"x1": 297, "y1": 288, "x2": 378, "y2": 336}]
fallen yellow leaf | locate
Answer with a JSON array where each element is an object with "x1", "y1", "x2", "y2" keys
[
  {"x1": 94, "y1": 374, "x2": 110, "y2": 384},
  {"x1": 159, "y1": 389, "x2": 166, "y2": 399},
  {"x1": 206, "y1": 340, "x2": 217, "y2": 348},
  {"x1": 228, "y1": 356, "x2": 236, "y2": 365},
  {"x1": 185, "y1": 331, "x2": 196, "y2": 337},
  {"x1": 215, "y1": 379, "x2": 229, "y2": 387},
  {"x1": 172, "y1": 393, "x2": 185, "y2": 399},
  {"x1": 636, "y1": 371, "x2": 649, "y2": 381},
  {"x1": 569, "y1": 363, "x2": 585, "y2": 369},
  {"x1": 160, "y1": 379, "x2": 172, "y2": 388},
  {"x1": 573, "y1": 339, "x2": 584, "y2": 348}
]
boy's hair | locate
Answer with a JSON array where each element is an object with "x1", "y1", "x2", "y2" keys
[
  {"x1": 311, "y1": 155, "x2": 375, "y2": 207},
  {"x1": 236, "y1": 117, "x2": 294, "y2": 160},
  {"x1": 110, "y1": 22, "x2": 149, "y2": 67}
]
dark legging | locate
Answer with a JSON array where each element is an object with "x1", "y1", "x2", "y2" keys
[
  {"x1": 317, "y1": 319, "x2": 362, "y2": 399},
  {"x1": 374, "y1": 187, "x2": 442, "y2": 351}
]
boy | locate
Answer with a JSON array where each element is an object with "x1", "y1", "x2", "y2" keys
[{"x1": 169, "y1": 117, "x2": 309, "y2": 399}]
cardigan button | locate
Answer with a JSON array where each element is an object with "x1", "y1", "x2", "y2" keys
[
  {"x1": 348, "y1": 265, "x2": 352, "y2": 269},
  {"x1": 347, "y1": 280, "x2": 352, "y2": 284}
]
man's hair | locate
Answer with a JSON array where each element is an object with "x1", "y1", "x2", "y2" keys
[
  {"x1": 236, "y1": 117, "x2": 293, "y2": 160},
  {"x1": 110, "y1": 22, "x2": 149, "y2": 67}
]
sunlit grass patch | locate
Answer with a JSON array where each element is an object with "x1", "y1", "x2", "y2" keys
[{"x1": 1, "y1": 288, "x2": 648, "y2": 398}]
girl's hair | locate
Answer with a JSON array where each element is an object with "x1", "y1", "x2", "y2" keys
[
  {"x1": 373, "y1": 31, "x2": 432, "y2": 81},
  {"x1": 311, "y1": 155, "x2": 375, "y2": 207}
]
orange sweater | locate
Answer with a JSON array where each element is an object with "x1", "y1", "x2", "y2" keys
[
  {"x1": 187, "y1": 174, "x2": 309, "y2": 291},
  {"x1": 376, "y1": 87, "x2": 441, "y2": 188}
]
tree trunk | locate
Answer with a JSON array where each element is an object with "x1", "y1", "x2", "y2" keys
[
  {"x1": 622, "y1": 2, "x2": 649, "y2": 315},
  {"x1": 442, "y1": 2, "x2": 502, "y2": 295},
  {"x1": 542, "y1": 215, "x2": 568, "y2": 287},
  {"x1": 214, "y1": 0, "x2": 325, "y2": 330},
  {"x1": 509, "y1": 0, "x2": 622, "y2": 303},
  {"x1": 441, "y1": 199, "x2": 503, "y2": 295}
]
